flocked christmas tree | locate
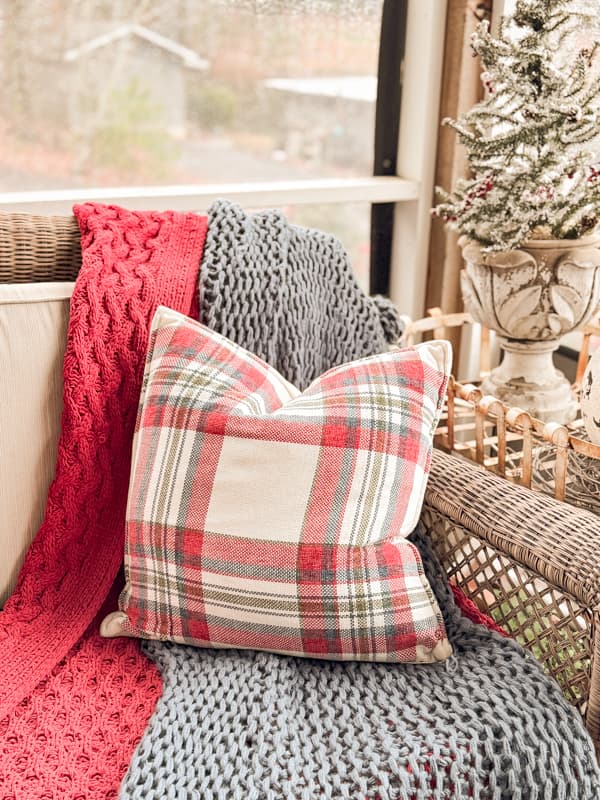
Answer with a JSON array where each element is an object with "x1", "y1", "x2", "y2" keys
[{"x1": 434, "y1": 0, "x2": 600, "y2": 252}]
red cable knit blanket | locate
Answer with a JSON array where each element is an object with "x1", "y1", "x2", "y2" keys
[
  {"x1": 1, "y1": 587, "x2": 163, "y2": 799},
  {"x1": 0, "y1": 204, "x2": 207, "y2": 797}
]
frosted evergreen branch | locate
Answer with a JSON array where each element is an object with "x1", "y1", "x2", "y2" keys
[{"x1": 433, "y1": 0, "x2": 600, "y2": 251}]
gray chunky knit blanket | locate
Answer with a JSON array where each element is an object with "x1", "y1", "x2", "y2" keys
[
  {"x1": 119, "y1": 202, "x2": 600, "y2": 798},
  {"x1": 198, "y1": 200, "x2": 403, "y2": 390}
]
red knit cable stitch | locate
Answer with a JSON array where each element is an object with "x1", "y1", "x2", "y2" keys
[{"x1": 0, "y1": 203, "x2": 207, "y2": 720}]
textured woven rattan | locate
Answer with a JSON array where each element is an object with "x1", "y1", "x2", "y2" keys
[
  {"x1": 532, "y1": 433, "x2": 600, "y2": 515},
  {"x1": 427, "y1": 448, "x2": 600, "y2": 754},
  {"x1": 436, "y1": 376, "x2": 600, "y2": 504},
  {"x1": 0, "y1": 213, "x2": 81, "y2": 283},
  {"x1": 0, "y1": 211, "x2": 598, "y2": 756}
]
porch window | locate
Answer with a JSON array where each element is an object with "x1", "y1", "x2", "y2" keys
[{"x1": 0, "y1": 0, "x2": 446, "y2": 309}]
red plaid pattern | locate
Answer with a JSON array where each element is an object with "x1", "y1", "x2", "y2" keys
[{"x1": 118, "y1": 306, "x2": 452, "y2": 662}]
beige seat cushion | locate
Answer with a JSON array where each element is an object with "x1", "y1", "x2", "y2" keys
[{"x1": 0, "y1": 282, "x2": 74, "y2": 606}]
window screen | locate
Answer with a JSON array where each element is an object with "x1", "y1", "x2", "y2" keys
[{"x1": 0, "y1": 0, "x2": 383, "y2": 281}]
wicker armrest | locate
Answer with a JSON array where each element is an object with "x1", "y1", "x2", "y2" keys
[
  {"x1": 426, "y1": 449, "x2": 600, "y2": 610},
  {"x1": 422, "y1": 448, "x2": 600, "y2": 752},
  {"x1": 0, "y1": 213, "x2": 81, "y2": 283}
]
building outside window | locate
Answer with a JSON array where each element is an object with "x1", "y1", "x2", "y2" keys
[{"x1": 0, "y1": 0, "x2": 390, "y2": 288}]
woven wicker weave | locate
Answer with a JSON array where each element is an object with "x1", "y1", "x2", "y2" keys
[
  {"x1": 0, "y1": 213, "x2": 81, "y2": 283},
  {"x1": 0, "y1": 211, "x2": 598, "y2": 756},
  {"x1": 427, "y1": 449, "x2": 600, "y2": 755}
]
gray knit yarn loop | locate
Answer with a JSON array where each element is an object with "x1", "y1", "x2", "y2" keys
[
  {"x1": 372, "y1": 294, "x2": 404, "y2": 343},
  {"x1": 199, "y1": 200, "x2": 404, "y2": 390}
]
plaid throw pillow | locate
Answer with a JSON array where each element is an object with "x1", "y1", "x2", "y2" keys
[{"x1": 101, "y1": 306, "x2": 452, "y2": 663}]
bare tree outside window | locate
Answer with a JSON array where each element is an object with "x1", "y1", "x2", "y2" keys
[{"x1": 0, "y1": 1, "x2": 383, "y2": 286}]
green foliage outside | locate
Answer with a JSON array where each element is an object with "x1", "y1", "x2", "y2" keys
[
  {"x1": 187, "y1": 82, "x2": 238, "y2": 131},
  {"x1": 491, "y1": 590, "x2": 588, "y2": 702},
  {"x1": 89, "y1": 78, "x2": 177, "y2": 177}
]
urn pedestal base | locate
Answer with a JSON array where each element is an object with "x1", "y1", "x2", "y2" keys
[{"x1": 480, "y1": 338, "x2": 578, "y2": 423}]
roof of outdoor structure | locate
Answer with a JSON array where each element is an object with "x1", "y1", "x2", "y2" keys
[
  {"x1": 263, "y1": 76, "x2": 376, "y2": 102},
  {"x1": 63, "y1": 24, "x2": 209, "y2": 70}
]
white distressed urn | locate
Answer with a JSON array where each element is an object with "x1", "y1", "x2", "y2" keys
[
  {"x1": 460, "y1": 234, "x2": 600, "y2": 423},
  {"x1": 581, "y1": 348, "x2": 600, "y2": 445}
]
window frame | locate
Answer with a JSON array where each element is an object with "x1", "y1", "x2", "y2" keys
[
  {"x1": 0, "y1": 176, "x2": 418, "y2": 213},
  {"x1": 0, "y1": 0, "x2": 448, "y2": 320}
]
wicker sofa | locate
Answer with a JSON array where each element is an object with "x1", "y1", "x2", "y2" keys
[{"x1": 0, "y1": 211, "x2": 599, "y2": 759}]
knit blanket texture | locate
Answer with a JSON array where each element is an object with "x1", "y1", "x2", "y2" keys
[
  {"x1": 118, "y1": 200, "x2": 599, "y2": 799},
  {"x1": 199, "y1": 199, "x2": 403, "y2": 390},
  {"x1": 0, "y1": 203, "x2": 208, "y2": 798},
  {"x1": 1, "y1": 587, "x2": 163, "y2": 800},
  {"x1": 120, "y1": 529, "x2": 600, "y2": 799},
  {"x1": 1, "y1": 201, "x2": 598, "y2": 799}
]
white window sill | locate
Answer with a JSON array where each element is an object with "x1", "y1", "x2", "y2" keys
[{"x1": 0, "y1": 176, "x2": 419, "y2": 214}]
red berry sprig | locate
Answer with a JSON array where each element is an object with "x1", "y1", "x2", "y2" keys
[
  {"x1": 588, "y1": 165, "x2": 600, "y2": 183},
  {"x1": 481, "y1": 71, "x2": 494, "y2": 94}
]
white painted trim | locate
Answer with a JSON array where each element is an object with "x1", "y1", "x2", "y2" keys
[
  {"x1": 0, "y1": 177, "x2": 419, "y2": 214},
  {"x1": 491, "y1": 0, "x2": 507, "y2": 36},
  {"x1": 389, "y1": 0, "x2": 448, "y2": 319}
]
